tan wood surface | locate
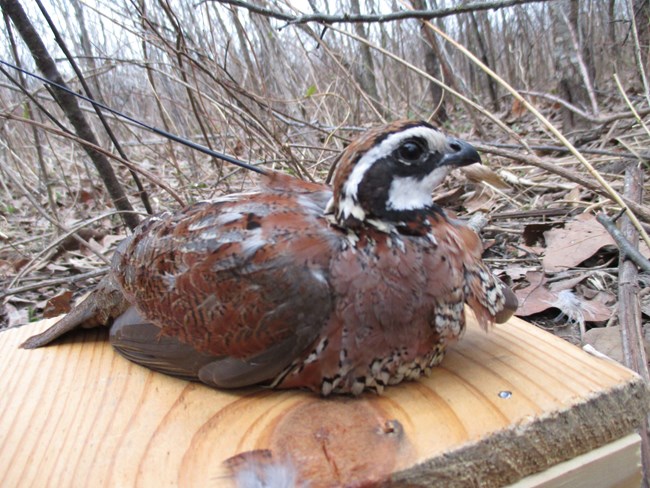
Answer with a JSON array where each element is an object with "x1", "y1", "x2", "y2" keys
[{"x1": 0, "y1": 315, "x2": 647, "y2": 487}]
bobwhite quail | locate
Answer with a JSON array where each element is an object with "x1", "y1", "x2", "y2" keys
[{"x1": 23, "y1": 120, "x2": 517, "y2": 396}]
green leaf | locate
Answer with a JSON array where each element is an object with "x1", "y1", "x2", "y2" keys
[{"x1": 305, "y1": 85, "x2": 317, "y2": 98}]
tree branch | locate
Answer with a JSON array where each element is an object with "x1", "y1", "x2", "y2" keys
[
  {"x1": 596, "y1": 213, "x2": 650, "y2": 273},
  {"x1": 0, "y1": 0, "x2": 140, "y2": 231},
  {"x1": 205, "y1": 0, "x2": 553, "y2": 25}
]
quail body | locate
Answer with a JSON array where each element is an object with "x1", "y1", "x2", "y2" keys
[{"x1": 23, "y1": 120, "x2": 517, "y2": 395}]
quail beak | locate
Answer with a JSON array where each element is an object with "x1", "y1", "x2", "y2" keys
[{"x1": 439, "y1": 138, "x2": 481, "y2": 168}]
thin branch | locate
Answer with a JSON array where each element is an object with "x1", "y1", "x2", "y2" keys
[
  {"x1": 1, "y1": 268, "x2": 108, "y2": 300},
  {"x1": 596, "y1": 213, "x2": 650, "y2": 273},
  {"x1": 484, "y1": 142, "x2": 650, "y2": 160},
  {"x1": 612, "y1": 164, "x2": 650, "y2": 483},
  {"x1": 559, "y1": 9, "x2": 599, "y2": 115},
  {"x1": 0, "y1": 0, "x2": 140, "y2": 230},
  {"x1": 0, "y1": 112, "x2": 187, "y2": 205},
  {"x1": 419, "y1": 13, "x2": 650, "y2": 250},
  {"x1": 34, "y1": 0, "x2": 153, "y2": 216},
  {"x1": 476, "y1": 143, "x2": 650, "y2": 224},
  {"x1": 205, "y1": 0, "x2": 553, "y2": 25},
  {"x1": 626, "y1": 0, "x2": 650, "y2": 107},
  {"x1": 521, "y1": 90, "x2": 650, "y2": 124}
]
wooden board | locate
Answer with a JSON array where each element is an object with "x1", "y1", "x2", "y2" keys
[
  {"x1": 0, "y1": 315, "x2": 647, "y2": 487},
  {"x1": 510, "y1": 434, "x2": 642, "y2": 488}
]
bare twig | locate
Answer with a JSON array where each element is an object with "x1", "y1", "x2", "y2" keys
[
  {"x1": 596, "y1": 213, "x2": 650, "y2": 273},
  {"x1": 559, "y1": 9, "x2": 599, "y2": 115},
  {"x1": 484, "y1": 142, "x2": 650, "y2": 160},
  {"x1": 34, "y1": 0, "x2": 153, "y2": 216},
  {"x1": 324, "y1": 24, "x2": 528, "y2": 148},
  {"x1": 520, "y1": 90, "x2": 650, "y2": 124},
  {"x1": 205, "y1": 0, "x2": 553, "y2": 25},
  {"x1": 615, "y1": 74, "x2": 650, "y2": 139},
  {"x1": 0, "y1": 0, "x2": 139, "y2": 230},
  {"x1": 626, "y1": 0, "x2": 650, "y2": 107},
  {"x1": 1, "y1": 268, "x2": 109, "y2": 300},
  {"x1": 0, "y1": 139, "x2": 112, "y2": 268},
  {"x1": 0, "y1": 112, "x2": 187, "y2": 205},
  {"x1": 476, "y1": 144, "x2": 650, "y2": 223},
  {"x1": 418, "y1": 15, "x2": 650, "y2": 248}
]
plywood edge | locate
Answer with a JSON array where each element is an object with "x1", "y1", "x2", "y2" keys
[
  {"x1": 508, "y1": 433, "x2": 642, "y2": 488},
  {"x1": 388, "y1": 375, "x2": 649, "y2": 487}
]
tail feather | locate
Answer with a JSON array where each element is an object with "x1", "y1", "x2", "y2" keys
[{"x1": 21, "y1": 275, "x2": 129, "y2": 349}]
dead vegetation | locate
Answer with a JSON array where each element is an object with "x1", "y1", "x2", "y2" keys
[{"x1": 0, "y1": 0, "x2": 649, "y2": 475}]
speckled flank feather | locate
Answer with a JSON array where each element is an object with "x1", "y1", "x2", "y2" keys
[{"x1": 23, "y1": 120, "x2": 517, "y2": 395}]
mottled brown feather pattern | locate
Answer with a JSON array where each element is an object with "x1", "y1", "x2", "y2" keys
[{"x1": 116, "y1": 176, "x2": 336, "y2": 359}]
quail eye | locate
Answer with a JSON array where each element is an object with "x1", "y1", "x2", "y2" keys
[{"x1": 396, "y1": 140, "x2": 426, "y2": 163}]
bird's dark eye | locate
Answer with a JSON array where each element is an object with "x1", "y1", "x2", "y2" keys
[{"x1": 396, "y1": 140, "x2": 426, "y2": 163}]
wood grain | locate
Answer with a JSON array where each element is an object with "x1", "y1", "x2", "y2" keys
[{"x1": 0, "y1": 315, "x2": 647, "y2": 487}]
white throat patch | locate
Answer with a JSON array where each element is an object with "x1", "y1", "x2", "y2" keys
[{"x1": 386, "y1": 166, "x2": 450, "y2": 211}]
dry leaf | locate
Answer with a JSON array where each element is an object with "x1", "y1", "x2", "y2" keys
[
  {"x1": 2, "y1": 302, "x2": 29, "y2": 328},
  {"x1": 514, "y1": 271, "x2": 557, "y2": 316},
  {"x1": 433, "y1": 186, "x2": 465, "y2": 207},
  {"x1": 544, "y1": 214, "x2": 650, "y2": 272},
  {"x1": 508, "y1": 98, "x2": 526, "y2": 120},
  {"x1": 642, "y1": 294, "x2": 650, "y2": 317},
  {"x1": 543, "y1": 214, "x2": 633, "y2": 272},
  {"x1": 43, "y1": 290, "x2": 73, "y2": 318},
  {"x1": 583, "y1": 326, "x2": 650, "y2": 365},
  {"x1": 462, "y1": 163, "x2": 510, "y2": 189},
  {"x1": 503, "y1": 265, "x2": 537, "y2": 281},
  {"x1": 463, "y1": 188, "x2": 495, "y2": 213},
  {"x1": 100, "y1": 234, "x2": 126, "y2": 250},
  {"x1": 515, "y1": 271, "x2": 611, "y2": 322}
]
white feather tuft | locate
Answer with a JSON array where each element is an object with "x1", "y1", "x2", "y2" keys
[{"x1": 233, "y1": 459, "x2": 307, "y2": 488}]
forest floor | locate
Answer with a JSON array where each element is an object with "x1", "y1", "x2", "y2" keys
[{"x1": 1, "y1": 97, "x2": 649, "y2": 369}]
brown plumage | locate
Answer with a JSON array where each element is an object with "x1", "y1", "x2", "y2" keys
[{"x1": 23, "y1": 120, "x2": 517, "y2": 396}]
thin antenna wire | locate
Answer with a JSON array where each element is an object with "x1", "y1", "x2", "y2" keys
[{"x1": 0, "y1": 58, "x2": 268, "y2": 175}]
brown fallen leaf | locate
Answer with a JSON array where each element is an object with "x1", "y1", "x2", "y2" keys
[
  {"x1": 542, "y1": 213, "x2": 650, "y2": 273},
  {"x1": 463, "y1": 189, "x2": 496, "y2": 213},
  {"x1": 503, "y1": 265, "x2": 538, "y2": 281},
  {"x1": 584, "y1": 326, "x2": 650, "y2": 365},
  {"x1": 42, "y1": 290, "x2": 74, "y2": 318},
  {"x1": 515, "y1": 271, "x2": 611, "y2": 322},
  {"x1": 514, "y1": 271, "x2": 558, "y2": 316},
  {"x1": 507, "y1": 98, "x2": 527, "y2": 121}
]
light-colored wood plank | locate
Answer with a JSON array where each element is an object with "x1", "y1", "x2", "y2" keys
[
  {"x1": 0, "y1": 316, "x2": 647, "y2": 487},
  {"x1": 509, "y1": 434, "x2": 642, "y2": 488}
]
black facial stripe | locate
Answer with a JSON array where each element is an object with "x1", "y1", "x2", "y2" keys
[
  {"x1": 356, "y1": 152, "x2": 443, "y2": 220},
  {"x1": 357, "y1": 157, "x2": 393, "y2": 214}
]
